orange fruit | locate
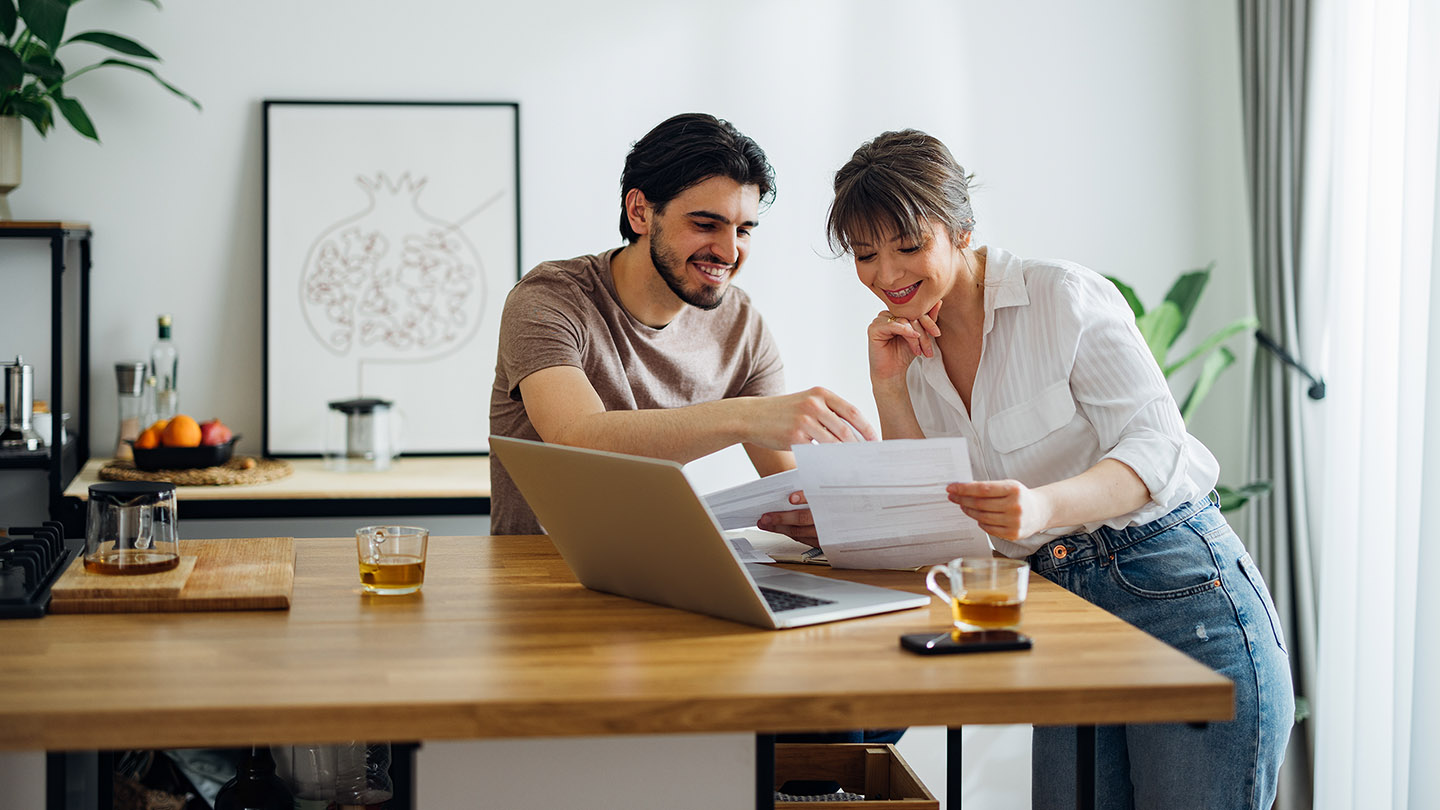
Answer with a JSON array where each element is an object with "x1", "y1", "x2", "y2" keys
[
  {"x1": 147, "y1": 418, "x2": 170, "y2": 435},
  {"x1": 134, "y1": 427, "x2": 161, "y2": 450},
  {"x1": 161, "y1": 414, "x2": 202, "y2": 447}
]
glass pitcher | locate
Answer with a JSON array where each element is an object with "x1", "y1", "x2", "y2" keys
[{"x1": 84, "y1": 482, "x2": 180, "y2": 575}]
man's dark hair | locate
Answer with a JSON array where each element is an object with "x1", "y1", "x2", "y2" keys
[{"x1": 618, "y1": 113, "x2": 776, "y2": 243}]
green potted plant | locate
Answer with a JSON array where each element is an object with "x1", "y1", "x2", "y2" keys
[
  {"x1": 1108, "y1": 265, "x2": 1272, "y2": 513},
  {"x1": 0, "y1": 0, "x2": 199, "y2": 218}
]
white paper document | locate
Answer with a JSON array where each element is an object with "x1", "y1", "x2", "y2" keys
[
  {"x1": 703, "y1": 469, "x2": 803, "y2": 530},
  {"x1": 723, "y1": 528, "x2": 827, "y2": 565},
  {"x1": 792, "y1": 438, "x2": 992, "y2": 569}
]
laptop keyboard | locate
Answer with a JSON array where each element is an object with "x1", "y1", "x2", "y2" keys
[{"x1": 759, "y1": 586, "x2": 837, "y2": 612}]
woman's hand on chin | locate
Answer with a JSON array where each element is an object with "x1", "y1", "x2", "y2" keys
[
  {"x1": 868, "y1": 300, "x2": 943, "y2": 382},
  {"x1": 945, "y1": 479, "x2": 1054, "y2": 541}
]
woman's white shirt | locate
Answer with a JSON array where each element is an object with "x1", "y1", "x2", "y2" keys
[{"x1": 906, "y1": 246, "x2": 1220, "y2": 558}]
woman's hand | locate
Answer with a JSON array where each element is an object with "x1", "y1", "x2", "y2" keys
[
  {"x1": 946, "y1": 479, "x2": 1055, "y2": 541},
  {"x1": 868, "y1": 300, "x2": 943, "y2": 383}
]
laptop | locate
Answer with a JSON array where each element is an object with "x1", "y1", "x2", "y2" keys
[{"x1": 490, "y1": 436, "x2": 929, "y2": 629}]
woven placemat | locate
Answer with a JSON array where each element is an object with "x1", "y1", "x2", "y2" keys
[{"x1": 98, "y1": 456, "x2": 293, "y2": 486}]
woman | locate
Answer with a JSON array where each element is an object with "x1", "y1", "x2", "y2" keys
[{"x1": 826, "y1": 130, "x2": 1293, "y2": 809}]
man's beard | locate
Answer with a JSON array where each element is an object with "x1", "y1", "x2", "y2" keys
[{"x1": 649, "y1": 221, "x2": 734, "y2": 311}]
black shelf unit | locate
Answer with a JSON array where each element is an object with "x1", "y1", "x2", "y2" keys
[{"x1": 0, "y1": 222, "x2": 91, "y2": 535}]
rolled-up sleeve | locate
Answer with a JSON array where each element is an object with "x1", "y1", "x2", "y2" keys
[{"x1": 1062, "y1": 274, "x2": 1197, "y2": 511}]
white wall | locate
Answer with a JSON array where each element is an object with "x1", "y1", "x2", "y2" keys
[{"x1": 1, "y1": 0, "x2": 1252, "y2": 498}]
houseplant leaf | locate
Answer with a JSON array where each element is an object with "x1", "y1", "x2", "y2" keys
[
  {"x1": 1162, "y1": 265, "x2": 1213, "y2": 341},
  {"x1": 23, "y1": 51, "x2": 62, "y2": 85},
  {"x1": 1106, "y1": 275, "x2": 1146, "y2": 319},
  {"x1": 54, "y1": 93, "x2": 96, "y2": 140},
  {"x1": 65, "y1": 31, "x2": 159, "y2": 60},
  {"x1": 1216, "y1": 481, "x2": 1273, "y2": 513},
  {"x1": 1163, "y1": 316, "x2": 1258, "y2": 376},
  {"x1": 1135, "y1": 300, "x2": 1182, "y2": 366},
  {"x1": 0, "y1": 45, "x2": 23, "y2": 89},
  {"x1": 9, "y1": 95, "x2": 51, "y2": 134},
  {"x1": 87, "y1": 58, "x2": 201, "y2": 109},
  {"x1": 0, "y1": 1, "x2": 18, "y2": 40},
  {"x1": 1180, "y1": 346, "x2": 1234, "y2": 423},
  {"x1": 17, "y1": 0, "x2": 68, "y2": 53}
]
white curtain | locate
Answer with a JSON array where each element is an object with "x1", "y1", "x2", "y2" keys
[{"x1": 1305, "y1": 0, "x2": 1440, "y2": 808}]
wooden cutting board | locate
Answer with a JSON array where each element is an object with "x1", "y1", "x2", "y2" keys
[
  {"x1": 51, "y1": 555, "x2": 198, "y2": 599},
  {"x1": 48, "y1": 537, "x2": 295, "y2": 614}
]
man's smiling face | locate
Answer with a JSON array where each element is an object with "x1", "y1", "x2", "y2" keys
[{"x1": 645, "y1": 175, "x2": 761, "y2": 311}]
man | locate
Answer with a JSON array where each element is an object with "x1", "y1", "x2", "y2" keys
[{"x1": 490, "y1": 113, "x2": 875, "y2": 535}]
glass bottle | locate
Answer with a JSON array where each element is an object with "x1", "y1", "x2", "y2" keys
[
  {"x1": 277, "y1": 743, "x2": 338, "y2": 810},
  {"x1": 113, "y1": 361, "x2": 149, "y2": 460},
  {"x1": 150, "y1": 313, "x2": 179, "y2": 422},
  {"x1": 214, "y1": 746, "x2": 293, "y2": 810},
  {"x1": 334, "y1": 742, "x2": 393, "y2": 809}
]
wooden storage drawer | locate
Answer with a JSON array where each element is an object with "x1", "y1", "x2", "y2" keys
[{"x1": 774, "y1": 743, "x2": 938, "y2": 809}]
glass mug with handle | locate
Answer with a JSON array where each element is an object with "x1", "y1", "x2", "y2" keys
[
  {"x1": 356, "y1": 525, "x2": 428, "y2": 595},
  {"x1": 926, "y1": 557, "x2": 1030, "y2": 632}
]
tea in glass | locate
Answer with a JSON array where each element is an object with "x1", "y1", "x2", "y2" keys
[
  {"x1": 927, "y1": 557, "x2": 1029, "y2": 631},
  {"x1": 356, "y1": 525, "x2": 428, "y2": 595}
]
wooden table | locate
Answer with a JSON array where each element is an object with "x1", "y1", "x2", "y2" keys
[
  {"x1": 61, "y1": 456, "x2": 491, "y2": 524},
  {"x1": 0, "y1": 536, "x2": 1232, "y2": 807}
]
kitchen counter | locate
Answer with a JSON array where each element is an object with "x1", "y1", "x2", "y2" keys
[{"x1": 61, "y1": 456, "x2": 490, "y2": 521}]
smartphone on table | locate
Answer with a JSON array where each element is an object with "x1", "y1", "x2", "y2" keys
[{"x1": 899, "y1": 629, "x2": 1032, "y2": 655}]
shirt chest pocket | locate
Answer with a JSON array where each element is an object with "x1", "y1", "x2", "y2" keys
[{"x1": 988, "y1": 379, "x2": 1077, "y2": 454}]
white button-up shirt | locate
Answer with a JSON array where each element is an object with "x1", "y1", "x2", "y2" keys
[{"x1": 906, "y1": 246, "x2": 1220, "y2": 557}]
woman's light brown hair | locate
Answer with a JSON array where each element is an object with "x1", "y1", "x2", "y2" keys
[{"x1": 826, "y1": 129, "x2": 975, "y2": 254}]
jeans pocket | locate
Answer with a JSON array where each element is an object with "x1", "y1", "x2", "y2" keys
[
  {"x1": 1238, "y1": 552, "x2": 1288, "y2": 653},
  {"x1": 1109, "y1": 524, "x2": 1223, "y2": 599}
]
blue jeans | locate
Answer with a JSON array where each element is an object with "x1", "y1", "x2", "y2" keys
[{"x1": 1027, "y1": 499, "x2": 1293, "y2": 809}]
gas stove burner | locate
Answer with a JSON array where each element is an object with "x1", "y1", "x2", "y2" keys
[{"x1": 0, "y1": 521, "x2": 76, "y2": 618}]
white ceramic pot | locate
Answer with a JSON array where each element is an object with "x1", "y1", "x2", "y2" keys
[{"x1": 0, "y1": 115, "x2": 20, "y2": 220}]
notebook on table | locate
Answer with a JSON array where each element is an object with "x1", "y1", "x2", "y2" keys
[{"x1": 489, "y1": 436, "x2": 929, "y2": 629}]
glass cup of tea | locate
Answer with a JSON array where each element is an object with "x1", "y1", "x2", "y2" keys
[
  {"x1": 84, "y1": 482, "x2": 180, "y2": 575},
  {"x1": 356, "y1": 525, "x2": 428, "y2": 595},
  {"x1": 926, "y1": 557, "x2": 1030, "y2": 632}
]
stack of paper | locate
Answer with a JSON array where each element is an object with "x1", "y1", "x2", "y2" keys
[{"x1": 703, "y1": 438, "x2": 991, "y2": 569}]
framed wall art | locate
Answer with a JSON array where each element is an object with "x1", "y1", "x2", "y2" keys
[{"x1": 263, "y1": 100, "x2": 520, "y2": 456}]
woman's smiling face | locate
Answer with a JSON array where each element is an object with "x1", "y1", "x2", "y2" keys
[{"x1": 853, "y1": 219, "x2": 962, "y2": 317}]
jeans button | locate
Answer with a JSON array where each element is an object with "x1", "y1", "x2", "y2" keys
[{"x1": 1052, "y1": 545, "x2": 1068, "y2": 559}]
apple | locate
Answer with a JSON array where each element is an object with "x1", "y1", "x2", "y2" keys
[{"x1": 199, "y1": 418, "x2": 233, "y2": 446}]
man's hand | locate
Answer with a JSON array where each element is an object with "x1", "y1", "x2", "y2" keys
[
  {"x1": 757, "y1": 490, "x2": 819, "y2": 547},
  {"x1": 746, "y1": 387, "x2": 878, "y2": 449},
  {"x1": 946, "y1": 479, "x2": 1055, "y2": 541}
]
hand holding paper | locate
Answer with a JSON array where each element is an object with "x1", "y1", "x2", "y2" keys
[{"x1": 792, "y1": 438, "x2": 991, "y2": 569}]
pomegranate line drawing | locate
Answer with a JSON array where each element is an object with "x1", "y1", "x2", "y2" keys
[{"x1": 299, "y1": 171, "x2": 504, "y2": 391}]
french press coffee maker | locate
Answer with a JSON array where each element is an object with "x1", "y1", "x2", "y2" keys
[
  {"x1": 0, "y1": 356, "x2": 42, "y2": 451},
  {"x1": 325, "y1": 398, "x2": 402, "y2": 472}
]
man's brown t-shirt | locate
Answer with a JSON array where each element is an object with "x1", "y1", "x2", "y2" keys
[{"x1": 489, "y1": 249, "x2": 785, "y2": 535}]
